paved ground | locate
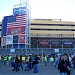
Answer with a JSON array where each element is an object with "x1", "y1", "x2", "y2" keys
[{"x1": 0, "y1": 63, "x2": 75, "y2": 75}]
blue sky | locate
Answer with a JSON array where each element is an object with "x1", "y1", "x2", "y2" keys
[{"x1": 0, "y1": 0, "x2": 75, "y2": 22}]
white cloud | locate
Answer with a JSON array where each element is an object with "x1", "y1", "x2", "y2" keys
[
  {"x1": 29, "y1": 0, "x2": 75, "y2": 21},
  {"x1": 0, "y1": 0, "x2": 75, "y2": 22}
]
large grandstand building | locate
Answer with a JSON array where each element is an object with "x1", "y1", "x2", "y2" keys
[
  {"x1": 30, "y1": 19, "x2": 75, "y2": 54},
  {"x1": 0, "y1": 19, "x2": 75, "y2": 54}
]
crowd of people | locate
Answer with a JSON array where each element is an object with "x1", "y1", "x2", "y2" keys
[
  {"x1": 0, "y1": 53, "x2": 75, "y2": 75},
  {"x1": 43, "y1": 54, "x2": 75, "y2": 75},
  {"x1": 0, "y1": 54, "x2": 40, "y2": 73}
]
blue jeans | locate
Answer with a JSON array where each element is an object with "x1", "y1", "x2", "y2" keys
[
  {"x1": 29, "y1": 62, "x2": 32, "y2": 69},
  {"x1": 60, "y1": 73, "x2": 67, "y2": 75},
  {"x1": 74, "y1": 62, "x2": 75, "y2": 69},
  {"x1": 19, "y1": 63, "x2": 23, "y2": 70},
  {"x1": 26, "y1": 62, "x2": 29, "y2": 71},
  {"x1": 33, "y1": 64, "x2": 38, "y2": 73},
  {"x1": 15, "y1": 63, "x2": 19, "y2": 72}
]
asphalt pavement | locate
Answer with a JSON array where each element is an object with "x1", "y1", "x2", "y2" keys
[{"x1": 0, "y1": 63, "x2": 75, "y2": 75}]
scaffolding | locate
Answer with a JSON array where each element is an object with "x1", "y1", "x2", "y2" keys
[
  {"x1": 1, "y1": 0, "x2": 31, "y2": 55},
  {"x1": 13, "y1": 0, "x2": 31, "y2": 51}
]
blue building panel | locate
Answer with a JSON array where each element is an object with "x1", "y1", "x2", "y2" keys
[
  {"x1": 2, "y1": 15, "x2": 13, "y2": 37},
  {"x1": 2, "y1": 17, "x2": 7, "y2": 36}
]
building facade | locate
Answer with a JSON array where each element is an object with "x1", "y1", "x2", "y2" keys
[
  {"x1": 0, "y1": 19, "x2": 75, "y2": 54},
  {"x1": 0, "y1": 2, "x2": 31, "y2": 55},
  {"x1": 30, "y1": 19, "x2": 75, "y2": 54}
]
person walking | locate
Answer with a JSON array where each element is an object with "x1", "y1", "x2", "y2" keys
[
  {"x1": 58, "y1": 54, "x2": 71, "y2": 75},
  {"x1": 19, "y1": 55, "x2": 23, "y2": 70},
  {"x1": 72, "y1": 55, "x2": 75, "y2": 69},
  {"x1": 29, "y1": 55, "x2": 33, "y2": 70},
  {"x1": 44, "y1": 56, "x2": 47, "y2": 66},
  {"x1": 15, "y1": 56, "x2": 19, "y2": 72},
  {"x1": 54, "y1": 55, "x2": 59, "y2": 67},
  {"x1": 25, "y1": 56, "x2": 29, "y2": 71},
  {"x1": 33, "y1": 55, "x2": 39, "y2": 73}
]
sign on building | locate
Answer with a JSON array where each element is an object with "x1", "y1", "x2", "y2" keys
[{"x1": 6, "y1": 35, "x2": 13, "y2": 45}]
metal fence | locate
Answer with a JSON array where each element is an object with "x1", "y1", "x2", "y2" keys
[{"x1": 0, "y1": 48, "x2": 75, "y2": 55}]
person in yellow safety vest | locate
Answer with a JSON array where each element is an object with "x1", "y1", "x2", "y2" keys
[
  {"x1": 16, "y1": 55, "x2": 19, "y2": 61},
  {"x1": 25, "y1": 56, "x2": 29, "y2": 71},
  {"x1": 0, "y1": 56, "x2": 1, "y2": 60},
  {"x1": 22, "y1": 56, "x2": 25, "y2": 65},
  {"x1": 50, "y1": 56, "x2": 54, "y2": 65},
  {"x1": 4, "y1": 56, "x2": 7, "y2": 61},
  {"x1": 4, "y1": 56, "x2": 7, "y2": 65},
  {"x1": 26, "y1": 57, "x2": 29, "y2": 62},
  {"x1": 9, "y1": 56, "x2": 12, "y2": 61},
  {"x1": 22, "y1": 56, "x2": 25, "y2": 61},
  {"x1": 8, "y1": 56, "x2": 12, "y2": 66},
  {"x1": 1, "y1": 56, "x2": 4, "y2": 65},
  {"x1": 44, "y1": 56, "x2": 47, "y2": 66},
  {"x1": 0, "y1": 56, "x2": 1, "y2": 64},
  {"x1": 8, "y1": 56, "x2": 10, "y2": 61},
  {"x1": 28, "y1": 56, "x2": 30, "y2": 60}
]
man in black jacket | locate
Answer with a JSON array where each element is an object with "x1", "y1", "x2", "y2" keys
[
  {"x1": 15, "y1": 56, "x2": 19, "y2": 72},
  {"x1": 33, "y1": 55, "x2": 39, "y2": 73}
]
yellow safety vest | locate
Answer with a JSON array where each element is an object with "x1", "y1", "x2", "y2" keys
[
  {"x1": 26, "y1": 58, "x2": 29, "y2": 62},
  {"x1": 0, "y1": 56, "x2": 1, "y2": 60},
  {"x1": 50, "y1": 57, "x2": 54, "y2": 61},
  {"x1": 4, "y1": 57, "x2": 7, "y2": 60},
  {"x1": 9, "y1": 56, "x2": 12, "y2": 61},
  {"x1": 44, "y1": 57, "x2": 47, "y2": 61},
  {"x1": 22, "y1": 57, "x2": 25, "y2": 61}
]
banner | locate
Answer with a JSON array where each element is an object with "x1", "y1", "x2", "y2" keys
[
  {"x1": 7, "y1": 26, "x2": 25, "y2": 35},
  {"x1": 13, "y1": 35, "x2": 18, "y2": 43},
  {"x1": 10, "y1": 49, "x2": 15, "y2": 52},
  {"x1": 13, "y1": 6, "x2": 26, "y2": 15},
  {"x1": 2, "y1": 37, "x2": 6, "y2": 46},
  {"x1": 1, "y1": 38, "x2": 3, "y2": 46},
  {"x1": 38, "y1": 39, "x2": 50, "y2": 48},
  {"x1": 19, "y1": 35, "x2": 25, "y2": 43},
  {"x1": 6, "y1": 35, "x2": 13, "y2": 44},
  {"x1": 54, "y1": 49, "x2": 59, "y2": 52}
]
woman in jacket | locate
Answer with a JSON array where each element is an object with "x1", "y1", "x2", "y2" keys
[{"x1": 58, "y1": 54, "x2": 71, "y2": 75}]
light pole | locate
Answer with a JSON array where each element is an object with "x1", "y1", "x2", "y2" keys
[
  {"x1": 42, "y1": 49, "x2": 43, "y2": 62},
  {"x1": 20, "y1": 0, "x2": 28, "y2": 4}
]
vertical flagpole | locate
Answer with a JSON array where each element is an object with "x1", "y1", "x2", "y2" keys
[
  {"x1": 20, "y1": 0, "x2": 21, "y2": 8},
  {"x1": 20, "y1": 0, "x2": 21, "y2": 14},
  {"x1": 26, "y1": 0, "x2": 27, "y2": 4},
  {"x1": 20, "y1": 0, "x2": 21, "y2": 5}
]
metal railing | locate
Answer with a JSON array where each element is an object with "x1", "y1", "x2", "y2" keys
[{"x1": 0, "y1": 48, "x2": 75, "y2": 55}]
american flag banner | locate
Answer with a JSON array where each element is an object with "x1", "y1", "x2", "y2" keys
[{"x1": 7, "y1": 14, "x2": 27, "y2": 28}]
